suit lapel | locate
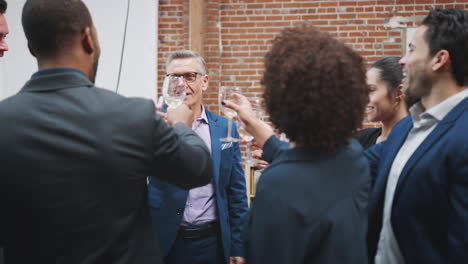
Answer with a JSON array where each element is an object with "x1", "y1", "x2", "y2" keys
[
  {"x1": 393, "y1": 98, "x2": 468, "y2": 202},
  {"x1": 206, "y1": 109, "x2": 221, "y2": 187}
]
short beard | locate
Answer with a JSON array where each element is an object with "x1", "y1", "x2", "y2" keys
[{"x1": 406, "y1": 72, "x2": 432, "y2": 99}]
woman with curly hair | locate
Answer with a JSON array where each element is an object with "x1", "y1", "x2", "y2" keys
[{"x1": 224, "y1": 23, "x2": 370, "y2": 264}]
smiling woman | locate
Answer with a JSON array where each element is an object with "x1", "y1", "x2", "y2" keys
[{"x1": 357, "y1": 56, "x2": 418, "y2": 149}]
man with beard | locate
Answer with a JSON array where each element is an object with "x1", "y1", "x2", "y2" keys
[
  {"x1": 366, "y1": 8, "x2": 468, "y2": 264},
  {"x1": 0, "y1": 1, "x2": 213, "y2": 263}
]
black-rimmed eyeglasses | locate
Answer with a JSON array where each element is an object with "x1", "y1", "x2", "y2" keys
[{"x1": 166, "y1": 72, "x2": 203, "y2": 83}]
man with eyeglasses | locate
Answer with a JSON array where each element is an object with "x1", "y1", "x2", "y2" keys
[{"x1": 148, "y1": 50, "x2": 248, "y2": 264}]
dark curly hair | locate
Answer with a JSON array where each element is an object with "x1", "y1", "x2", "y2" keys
[
  {"x1": 262, "y1": 23, "x2": 369, "y2": 152},
  {"x1": 422, "y1": 8, "x2": 468, "y2": 86}
]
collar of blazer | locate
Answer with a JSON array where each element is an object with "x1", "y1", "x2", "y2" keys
[{"x1": 20, "y1": 71, "x2": 94, "y2": 93}]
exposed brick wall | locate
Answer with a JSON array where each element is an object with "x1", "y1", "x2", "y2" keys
[
  {"x1": 158, "y1": 0, "x2": 190, "y2": 93},
  {"x1": 157, "y1": 0, "x2": 468, "y2": 155}
]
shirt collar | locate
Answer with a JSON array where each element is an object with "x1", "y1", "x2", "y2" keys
[
  {"x1": 32, "y1": 68, "x2": 87, "y2": 79},
  {"x1": 197, "y1": 105, "x2": 209, "y2": 124},
  {"x1": 410, "y1": 88, "x2": 468, "y2": 127}
]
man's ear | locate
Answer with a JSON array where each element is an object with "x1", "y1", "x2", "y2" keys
[
  {"x1": 202, "y1": 74, "x2": 209, "y2": 91},
  {"x1": 393, "y1": 84, "x2": 405, "y2": 104},
  {"x1": 82, "y1": 27, "x2": 95, "y2": 55},
  {"x1": 27, "y1": 42, "x2": 36, "y2": 58},
  {"x1": 431, "y1": 49, "x2": 450, "y2": 72}
]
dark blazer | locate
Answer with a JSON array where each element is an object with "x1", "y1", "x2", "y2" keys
[
  {"x1": 365, "y1": 98, "x2": 468, "y2": 263},
  {"x1": 355, "y1": 127, "x2": 382, "y2": 150},
  {"x1": 0, "y1": 71, "x2": 212, "y2": 264},
  {"x1": 243, "y1": 136, "x2": 370, "y2": 264},
  {"x1": 148, "y1": 109, "x2": 248, "y2": 263}
]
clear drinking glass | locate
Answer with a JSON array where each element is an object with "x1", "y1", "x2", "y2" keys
[
  {"x1": 219, "y1": 86, "x2": 241, "y2": 142},
  {"x1": 162, "y1": 76, "x2": 186, "y2": 109},
  {"x1": 238, "y1": 97, "x2": 264, "y2": 164},
  {"x1": 237, "y1": 120, "x2": 255, "y2": 165}
]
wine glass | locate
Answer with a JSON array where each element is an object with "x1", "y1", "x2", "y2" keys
[
  {"x1": 237, "y1": 120, "x2": 255, "y2": 165},
  {"x1": 219, "y1": 86, "x2": 241, "y2": 142},
  {"x1": 250, "y1": 97, "x2": 265, "y2": 121},
  {"x1": 238, "y1": 97, "x2": 264, "y2": 165},
  {"x1": 162, "y1": 76, "x2": 186, "y2": 109}
]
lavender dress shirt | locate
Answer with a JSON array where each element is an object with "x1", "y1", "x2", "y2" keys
[{"x1": 181, "y1": 106, "x2": 217, "y2": 226}]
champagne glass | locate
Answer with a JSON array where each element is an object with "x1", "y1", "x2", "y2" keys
[
  {"x1": 219, "y1": 86, "x2": 241, "y2": 142},
  {"x1": 162, "y1": 76, "x2": 186, "y2": 109},
  {"x1": 237, "y1": 120, "x2": 255, "y2": 165},
  {"x1": 250, "y1": 97, "x2": 265, "y2": 121},
  {"x1": 238, "y1": 97, "x2": 264, "y2": 165}
]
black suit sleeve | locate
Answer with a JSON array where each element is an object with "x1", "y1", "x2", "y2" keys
[
  {"x1": 150, "y1": 115, "x2": 212, "y2": 189},
  {"x1": 261, "y1": 135, "x2": 290, "y2": 163}
]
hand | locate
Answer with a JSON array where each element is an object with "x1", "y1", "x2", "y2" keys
[
  {"x1": 230, "y1": 256, "x2": 246, "y2": 264},
  {"x1": 222, "y1": 93, "x2": 257, "y2": 126},
  {"x1": 223, "y1": 94, "x2": 274, "y2": 148},
  {"x1": 252, "y1": 149, "x2": 269, "y2": 170},
  {"x1": 166, "y1": 103, "x2": 193, "y2": 127},
  {"x1": 156, "y1": 96, "x2": 164, "y2": 111},
  {"x1": 156, "y1": 111, "x2": 168, "y2": 123}
]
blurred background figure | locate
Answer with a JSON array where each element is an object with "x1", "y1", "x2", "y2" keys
[
  {"x1": 225, "y1": 23, "x2": 370, "y2": 264},
  {"x1": 250, "y1": 149, "x2": 268, "y2": 170},
  {"x1": 357, "y1": 56, "x2": 417, "y2": 149},
  {"x1": 0, "y1": 2, "x2": 8, "y2": 263}
]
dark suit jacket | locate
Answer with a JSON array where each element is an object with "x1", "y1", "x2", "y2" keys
[
  {"x1": 365, "y1": 98, "x2": 468, "y2": 263},
  {"x1": 0, "y1": 71, "x2": 212, "y2": 264},
  {"x1": 355, "y1": 128, "x2": 382, "y2": 150},
  {"x1": 148, "y1": 109, "x2": 248, "y2": 263},
  {"x1": 243, "y1": 136, "x2": 370, "y2": 264}
]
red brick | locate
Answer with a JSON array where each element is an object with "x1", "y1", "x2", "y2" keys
[
  {"x1": 320, "y1": 14, "x2": 338, "y2": 19},
  {"x1": 265, "y1": 3, "x2": 282, "y2": 8},
  {"x1": 340, "y1": 13, "x2": 357, "y2": 19},
  {"x1": 320, "y1": 2, "x2": 338, "y2": 7}
]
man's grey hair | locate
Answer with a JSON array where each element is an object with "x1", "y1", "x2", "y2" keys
[{"x1": 166, "y1": 50, "x2": 207, "y2": 75}]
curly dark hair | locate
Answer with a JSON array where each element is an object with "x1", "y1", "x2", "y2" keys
[
  {"x1": 422, "y1": 8, "x2": 468, "y2": 86},
  {"x1": 262, "y1": 23, "x2": 369, "y2": 152}
]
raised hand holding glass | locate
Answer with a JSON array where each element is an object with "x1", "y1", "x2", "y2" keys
[{"x1": 219, "y1": 86, "x2": 241, "y2": 142}]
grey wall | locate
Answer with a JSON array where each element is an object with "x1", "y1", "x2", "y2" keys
[{"x1": 0, "y1": 0, "x2": 158, "y2": 101}]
